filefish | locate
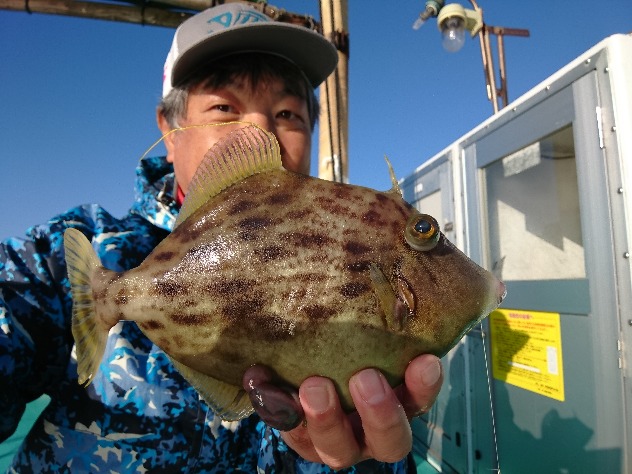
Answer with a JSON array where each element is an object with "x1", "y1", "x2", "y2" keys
[{"x1": 64, "y1": 124, "x2": 505, "y2": 426}]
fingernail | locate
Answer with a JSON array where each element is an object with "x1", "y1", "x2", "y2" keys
[
  {"x1": 419, "y1": 356, "x2": 442, "y2": 387},
  {"x1": 352, "y1": 369, "x2": 387, "y2": 405},
  {"x1": 302, "y1": 384, "x2": 331, "y2": 414}
]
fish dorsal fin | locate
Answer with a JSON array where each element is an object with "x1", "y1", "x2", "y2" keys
[
  {"x1": 384, "y1": 156, "x2": 402, "y2": 196},
  {"x1": 174, "y1": 124, "x2": 283, "y2": 228}
]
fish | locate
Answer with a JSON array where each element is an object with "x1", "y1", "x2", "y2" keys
[{"x1": 64, "y1": 123, "x2": 506, "y2": 424}]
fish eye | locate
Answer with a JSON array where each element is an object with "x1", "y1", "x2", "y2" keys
[{"x1": 405, "y1": 214, "x2": 440, "y2": 251}]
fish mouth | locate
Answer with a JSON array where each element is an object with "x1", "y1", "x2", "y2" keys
[{"x1": 496, "y1": 280, "x2": 507, "y2": 306}]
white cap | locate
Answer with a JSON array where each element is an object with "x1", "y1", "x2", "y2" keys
[{"x1": 162, "y1": 3, "x2": 338, "y2": 97}]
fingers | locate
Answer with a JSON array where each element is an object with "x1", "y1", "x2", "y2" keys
[
  {"x1": 289, "y1": 376, "x2": 361, "y2": 469},
  {"x1": 397, "y1": 354, "x2": 443, "y2": 418},
  {"x1": 349, "y1": 369, "x2": 412, "y2": 463},
  {"x1": 277, "y1": 355, "x2": 444, "y2": 470}
]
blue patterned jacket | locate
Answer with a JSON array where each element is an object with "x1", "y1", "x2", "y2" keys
[{"x1": 0, "y1": 156, "x2": 408, "y2": 473}]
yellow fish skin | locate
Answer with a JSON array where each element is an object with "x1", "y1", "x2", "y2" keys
[{"x1": 64, "y1": 124, "x2": 505, "y2": 421}]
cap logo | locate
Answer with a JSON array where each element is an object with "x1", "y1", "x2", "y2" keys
[{"x1": 206, "y1": 9, "x2": 269, "y2": 33}]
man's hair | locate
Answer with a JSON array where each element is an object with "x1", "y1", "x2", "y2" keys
[{"x1": 158, "y1": 53, "x2": 320, "y2": 130}]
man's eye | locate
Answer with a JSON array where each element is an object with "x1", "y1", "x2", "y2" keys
[
  {"x1": 277, "y1": 110, "x2": 304, "y2": 122},
  {"x1": 212, "y1": 104, "x2": 233, "y2": 113}
]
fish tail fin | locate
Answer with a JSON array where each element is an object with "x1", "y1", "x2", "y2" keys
[{"x1": 64, "y1": 228, "x2": 110, "y2": 387}]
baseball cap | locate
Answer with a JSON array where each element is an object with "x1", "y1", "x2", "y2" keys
[{"x1": 162, "y1": 2, "x2": 339, "y2": 97}]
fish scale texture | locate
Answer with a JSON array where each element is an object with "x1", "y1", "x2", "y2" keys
[{"x1": 0, "y1": 156, "x2": 407, "y2": 473}]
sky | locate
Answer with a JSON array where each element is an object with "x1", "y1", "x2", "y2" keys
[{"x1": 1, "y1": 0, "x2": 630, "y2": 241}]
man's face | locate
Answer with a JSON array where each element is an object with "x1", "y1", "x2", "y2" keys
[{"x1": 159, "y1": 77, "x2": 312, "y2": 196}]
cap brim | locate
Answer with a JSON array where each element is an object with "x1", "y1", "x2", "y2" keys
[{"x1": 172, "y1": 22, "x2": 338, "y2": 89}]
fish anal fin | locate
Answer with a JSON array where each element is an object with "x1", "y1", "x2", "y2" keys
[
  {"x1": 175, "y1": 124, "x2": 283, "y2": 228},
  {"x1": 170, "y1": 358, "x2": 254, "y2": 421}
]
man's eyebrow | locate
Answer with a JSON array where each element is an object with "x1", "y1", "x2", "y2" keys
[{"x1": 280, "y1": 85, "x2": 307, "y2": 100}]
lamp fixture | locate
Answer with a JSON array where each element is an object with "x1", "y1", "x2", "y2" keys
[
  {"x1": 413, "y1": 0, "x2": 529, "y2": 113},
  {"x1": 436, "y1": 3, "x2": 483, "y2": 52}
]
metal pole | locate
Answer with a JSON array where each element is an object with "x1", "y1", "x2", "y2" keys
[
  {"x1": 0, "y1": 0, "x2": 189, "y2": 27},
  {"x1": 497, "y1": 33, "x2": 508, "y2": 109},
  {"x1": 318, "y1": 0, "x2": 349, "y2": 183},
  {"x1": 479, "y1": 24, "x2": 530, "y2": 113},
  {"x1": 479, "y1": 26, "x2": 499, "y2": 114},
  {"x1": 0, "y1": 0, "x2": 322, "y2": 30}
]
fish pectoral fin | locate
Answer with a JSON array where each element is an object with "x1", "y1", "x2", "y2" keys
[
  {"x1": 369, "y1": 263, "x2": 408, "y2": 332},
  {"x1": 170, "y1": 358, "x2": 254, "y2": 421}
]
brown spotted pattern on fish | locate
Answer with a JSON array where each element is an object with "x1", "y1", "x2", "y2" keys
[{"x1": 64, "y1": 124, "x2": 505, "y2": 419}]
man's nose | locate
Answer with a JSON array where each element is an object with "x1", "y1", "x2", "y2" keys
[{"x1": 244, "y1": 113, "x2": 276, "y2": 136}]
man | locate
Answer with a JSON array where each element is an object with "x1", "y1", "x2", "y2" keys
[{"x1": 0, "y1": 3, "x2": 443, "y2": 471}]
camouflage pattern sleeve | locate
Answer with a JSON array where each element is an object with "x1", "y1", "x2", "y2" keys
[
  {"x1": 0, "y1": 214, "x2": 82, "y2": 441},
  {"x1": 256, "y1": 422, "x2": 410, "y2": 473}
]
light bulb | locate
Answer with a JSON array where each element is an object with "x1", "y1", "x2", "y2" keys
[{"x1": 441, "y1": 16, "x2": 466, "y2": 52}]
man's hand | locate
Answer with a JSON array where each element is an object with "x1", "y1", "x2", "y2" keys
[{"x1": 243, "y1": 354, "x2": 443, "y2": 470}]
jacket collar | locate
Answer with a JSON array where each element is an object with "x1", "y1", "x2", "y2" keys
[{"x1": 131, "y1": 156, "x2": 179, "y2": 231}]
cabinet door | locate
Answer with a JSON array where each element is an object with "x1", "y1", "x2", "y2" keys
[{"x1": 465, "y1": 73, "x2": 625, "y2": 473}]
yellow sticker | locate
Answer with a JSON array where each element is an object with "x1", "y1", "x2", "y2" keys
[{"x1": 489, "y1": 309, "x2": 565, "y2": 401}]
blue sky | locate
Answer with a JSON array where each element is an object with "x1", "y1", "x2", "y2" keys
[{"x1": 1, "y1": 0, "x2": 630, "y2": 240}]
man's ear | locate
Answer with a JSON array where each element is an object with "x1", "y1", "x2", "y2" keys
[{"x1": 157, "y1": 108, "x2": 176, "y2": 163}]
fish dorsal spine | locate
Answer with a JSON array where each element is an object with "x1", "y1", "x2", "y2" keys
[
  {"x1": 174, "y1": 124, "x2": 283, "y2": 228},
  {"x1": 383, "y1": 156, "x2": 403, "y2": 197}
]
